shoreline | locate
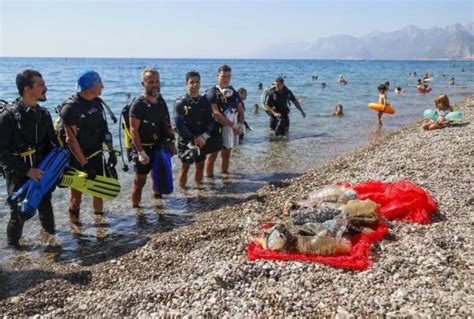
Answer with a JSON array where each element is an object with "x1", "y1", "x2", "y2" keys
[{"x1": 1, "y1": 95, "x2": 473, "y2": 316}]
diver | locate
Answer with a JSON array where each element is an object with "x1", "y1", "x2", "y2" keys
[
  {"x1": 129, "y1": 68, "x2": 175, "y2": 207},
  {"x1": 204, "y1": 65, "x2": 244, "y2": 177},
  {"x1": 263, "y1": 77, "x2": 306, "y2": 136},
  {"x1": 0, "y1": 69, "x2": 58, "y2": 248},
  {"x1": 174, "y1": 71, "x2": 214, "y2": 188},
  {"x1": 58, "y1": 70, "x2": 117, "y2": 224}
]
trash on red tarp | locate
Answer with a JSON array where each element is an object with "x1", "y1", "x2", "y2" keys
[
  {"x1": 247, "y1": 180, "x2": 437, "y2": 269},
  {"x1": 248, "y1": 223, "x2": 388, "y2": 271}
]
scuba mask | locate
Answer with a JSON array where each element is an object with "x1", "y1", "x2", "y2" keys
[{"x1": 179, "y1": 143, "x2": 201, "y2": 164}]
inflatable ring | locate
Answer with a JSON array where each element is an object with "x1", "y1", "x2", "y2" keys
[
  {"x1": 445, "y1": 111, "x2": 464, "y2": 122},
  {"x1": 423, "y1": 109, "x2": 438, "y2": 120},
  {"x1": 368, "y1": 103, "x2": 395, "y2": 114}
]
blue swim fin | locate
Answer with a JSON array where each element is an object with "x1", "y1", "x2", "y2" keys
[
  {"x1": 8, "y1": 148, "x2": 69, "y2": 220},
  {"x1": 152, "y1": 147, "x2": 173, "y2": 195}
]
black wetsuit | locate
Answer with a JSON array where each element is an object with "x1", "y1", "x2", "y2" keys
[
  {"x1": 129, "y1": 95, "x2": 173, "y2": 175},
  {"x1": 0, "y1": 98, "x2": 57, "y2": 246},
  {"x1": 59, "y1": 94, "x2": 111, "y2": 175},
  {"x1": 174, "y1": 94, "x2": 214, "y2": 162},
  {"x1": 264, "y1": 86, "x2": 297, "y2": 135}
]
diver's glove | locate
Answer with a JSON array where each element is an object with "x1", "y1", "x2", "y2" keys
[
  {"x1": 83, "y1": 162, "x2": 97, "y2": 180},
  {"x1": 138, "y1": 150, "x2": 150, "y2": 165},
  {"x1": 107, "y1": 151, "x2": 117, "y2": 167}
]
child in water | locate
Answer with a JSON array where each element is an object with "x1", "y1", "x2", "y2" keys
[
  {"x1": 394, "y1": 87, "x2": 405, "y2": 94},
  {"x1": 422, "y1": 94, "x2": 454, "y2": 130},
  {"x1": 332, "y1": 104, "x2": 343, "y2": 116},
  {"x1": 376, "y1": 84, "x2": 388, "y2": 125}
]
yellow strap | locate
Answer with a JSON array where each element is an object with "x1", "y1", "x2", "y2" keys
[
  {"x1": 124, "y1": 126, "x2": 154, "y2": 147},
  {"x1": 15, "y1": 149, "x2": 36, "y2": 157}
]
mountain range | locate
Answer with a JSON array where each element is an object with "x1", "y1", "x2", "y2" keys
[{"x1": 257, "y1": 23, "x2": 474, "y2": 60}]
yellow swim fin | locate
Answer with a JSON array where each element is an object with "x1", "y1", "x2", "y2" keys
[{"x1": 60, "y1": 168, "x2": 121, "y2": 200}]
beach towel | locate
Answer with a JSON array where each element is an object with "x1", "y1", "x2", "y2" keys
[{"x1": 222, "y1": 109, "x2": 239, "y2": 149}]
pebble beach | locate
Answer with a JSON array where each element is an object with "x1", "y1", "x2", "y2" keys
[{"x1": 1, "y1": 95, "x2": 473, "y2": 317}]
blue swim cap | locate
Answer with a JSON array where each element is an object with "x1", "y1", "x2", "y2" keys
[{"x1": 77, "y1": 70, "x2": 102, "y2": 91}]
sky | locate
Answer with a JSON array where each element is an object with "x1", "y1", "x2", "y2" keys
[{"x1": 0, "y1": 0, "x2": 472, "y2": 58}]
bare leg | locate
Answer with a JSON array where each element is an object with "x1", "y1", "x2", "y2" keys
[
  {"x1": 132, "y1": 173, "x2": 147, "y2": 207},
  {"x1": 377, "y1": 111, "x2": 383, "y2": 125},
  {"x1": 195, "y1": 161, "x2": 205, "y2": 184},
  {"x1": 221, "y1": 148, "x2": 232, "y2": 174},
  {"x1": 205, "y1": 151, "x2": 219, "y2": 177},
  {"x1": 92, "y1": 197, "x2": 104, "y2": 214},
  {"x1": 179, "y1": 163, "x2": 190, "y2": 188},
  {"x1": 69, "y1": 188, "x2": 83, "y2": 224}
]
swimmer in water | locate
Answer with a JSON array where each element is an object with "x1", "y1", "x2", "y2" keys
[{"x1": 332, "y1": 104, "x2": 343, "y2": 116}]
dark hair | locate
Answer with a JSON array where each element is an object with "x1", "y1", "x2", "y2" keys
[
  {"x1": 238, "y1": 87, "x2": 247, "y2": 93},
  {"x1": 186, "y1": 70, "x2": 200, "y2": 82},
  {"x1": 16, "y1": 69, "x2": 42, "y2": 96},
  {"x1": 217, "y1": 65, "x2": 232, "y2": 73},
  {"x1": 377, "y1": 84, "x2": 387, "y2": 92}
]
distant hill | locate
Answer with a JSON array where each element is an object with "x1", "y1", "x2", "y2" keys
[{"x1": 258, "y1": 23, "x2": 474, "y2": 60}]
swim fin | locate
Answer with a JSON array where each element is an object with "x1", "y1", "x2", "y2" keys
[
  {"x1": 152, "y1": 147, "x2": 173, "y2": 195},
  {"x1": 59, "y1": 168, "x2": 121, "y2": 200},
  {"x1": 7, "y1": 147, "x2": 70, "y2": 220}
]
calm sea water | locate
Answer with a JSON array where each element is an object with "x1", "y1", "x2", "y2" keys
[{"x1": 0, "y1": 58, "x2": 472, "y2": 266}]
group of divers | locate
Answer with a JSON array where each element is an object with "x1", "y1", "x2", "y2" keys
[
  {"x1": 0, "y1": 65, "x2": 465, "y2": 249},
  {"x1": 0, "y1": 65, "x2": 308, "y2": 248}
]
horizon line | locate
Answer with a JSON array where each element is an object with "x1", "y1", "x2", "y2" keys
[{"x1": 1, "y1": 56, "x2": 473, "y2": 62}]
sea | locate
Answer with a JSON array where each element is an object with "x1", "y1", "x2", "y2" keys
[{"x1": 0, "y1": 57, "x2": 472, "y2": 266}]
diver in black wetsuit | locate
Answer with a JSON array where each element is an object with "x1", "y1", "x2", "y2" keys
[
  {"x1": 0, "y1": 69, "x2": 57, "y2": 247},
  {"x1": 174, "y1": 71, "x2": 214, "y2": 188},
  {"x1": 264, "y1": 77, "x2": 306, "y2": 136}
]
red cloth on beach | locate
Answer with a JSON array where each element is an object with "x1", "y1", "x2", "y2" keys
[
  {"x1": 248, "y1": 223, "x2": 388, "y2": 271},
  {"x1": 352, "y1": 180, "x2": 437, "y2": 224}
]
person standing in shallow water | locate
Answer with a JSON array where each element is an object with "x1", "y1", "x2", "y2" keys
[
  {"x1": 204, "y1": 65, "x2": 244, "y2": 177},
  {"x1": 264, "y1": 77, "x2": 306, "y2": 136},
  {"x1": 0, "y1": 70, "x2": 58, "y2": 248},
  {"x1": 59, "y1": 70, "x2": 116, "y2": 224},
  {"x1": 129, "y1": 68, "x2": 175, "y2": 207},
  {"x1": 174, "y1": 71, "x2": 214, "y2": 188},
  {"x1": 376, "y1": 84, "x2": 388, "y2": 126}
]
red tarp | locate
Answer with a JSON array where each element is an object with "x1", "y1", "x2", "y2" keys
[
  {"x1": 247, "y1": 180, "x2": 437, "y2": 270},
  {"x1": 352, "y1": 180, "x2": 438, "y2": 224}
]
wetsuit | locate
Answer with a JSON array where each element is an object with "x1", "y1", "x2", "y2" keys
[
  {"x1": 129, "y1": 95, "x2": 173, "y2": 174},
  {"x1": 174, "y1": 93, "x2": 214, "y2": 162},
  {"x1": 59, "y1": 94, "x2": 111, "y2": 175},
  {"x1": 265, "y1": 86, "x2": 297, "y2": 135},
  {"x1": 205, "y1": 85, "x2": 242, "y2": 150},
  {"x1": 0, "y1": 98, "x2": 57, "y2": 246}
]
